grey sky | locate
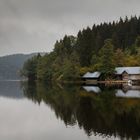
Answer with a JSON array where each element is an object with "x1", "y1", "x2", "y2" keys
[{"x1": 0, "y1": 0, "x2": 140, "y2": 56}]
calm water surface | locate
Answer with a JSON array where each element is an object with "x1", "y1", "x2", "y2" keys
[{"x1": 0, "y1": 81, "x2": 140, "y2": 140}]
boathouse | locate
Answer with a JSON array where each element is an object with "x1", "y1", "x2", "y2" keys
[
  {"x1": 82, "y1": 71, "x2": 101, "y2": 81},
  {"x1": 115, "y1": 67, "x2": 140, "y2": 81}
]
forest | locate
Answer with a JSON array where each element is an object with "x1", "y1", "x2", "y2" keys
[
  {"x1": 22, "y1": 81, "x2": 140, "y2": 139},
  {"x1": 21, "y1": 16, "x2": 140, "y2": 81}
]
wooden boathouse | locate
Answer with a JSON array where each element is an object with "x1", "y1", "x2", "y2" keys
[
  {"x1": 115, "y1": 67, "x2": 140, "y2": 82},
  {"x1": 82, "y1": 71, "x2": 101, "y2": 84},
  {"x1": 82, "y1": 67, "x2": 140, "y2": 84}
]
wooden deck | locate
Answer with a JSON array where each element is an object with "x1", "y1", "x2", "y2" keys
[
  {"x1": 84, "y1": 80, "x2": 128, "y2": 85},
  {"x1": 98, "y1": 80, "x2": 128, "y2": 84}
]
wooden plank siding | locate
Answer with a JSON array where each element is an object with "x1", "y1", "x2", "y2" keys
[
  {"x1": 129, "y1": 75, "x2": 140, "y2": 80},
  {"x1": 122, "y1": 74, "x2": 140, "y2": 81}
]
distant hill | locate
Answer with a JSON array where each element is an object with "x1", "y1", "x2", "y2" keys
[{"x1": 0, "y1": 53, "x2": 45, "y2": 80}]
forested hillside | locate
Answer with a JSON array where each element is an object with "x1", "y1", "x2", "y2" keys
[
  {"x1": 22, "y1": 16, "x2": 140, "y2": 81},
  {"x1": 0, "y1": 53, "x2": 43, "y2": 80}
]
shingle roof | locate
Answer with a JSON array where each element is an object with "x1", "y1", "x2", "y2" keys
[
  {"x1": 83, "y1": 71, "x2": 101, "y2": 78},
  {"x1": 115, "y1": 67, "x2": 140, "y2": 75}
]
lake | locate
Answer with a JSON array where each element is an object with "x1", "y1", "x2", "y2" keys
[{"x1": 0, "y1": 81, "x2": 140, "y2": 140}]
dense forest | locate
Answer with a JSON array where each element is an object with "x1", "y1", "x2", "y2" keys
[{"x1": 21, "y1": 16, "x2": 140, "y2": 81}]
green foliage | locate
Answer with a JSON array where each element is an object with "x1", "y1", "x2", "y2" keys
[
  {"x1": 61, "y1": 59, "x2": 80, "y2": 81},
  {"x1": 30, "y1": 36, "x2": 80, "y2": 81},
  {"x1": 21, "y1": 54, "x2": 41, "y2": 80},
  {"x1": 37, "y1": 53, "x2": 56, "y2": 81},
  {"x1": 99, "y1": 39, "x2": 115, "y2": 77},
  {"x1": 135, "y1": 36, "x2": 140, "y2": 47},
  {"x1": 80, "y1": 67, "x2": 91, "y2": 76},
  {"x1": 114, "y1": 49, "x2": 125, "y2": 67},
  {"x1": 22, "y1": 16, "x2": 140, "y2": 81},
  {"x1": 91, "y1": 53, "x2": 98, "y2": 66},
  {"x1": 76, "y1": 16, "x2": 140, "y2": 67},
  {"x1": 76, "y1": 28, "x2": 93, "y2": 66}
]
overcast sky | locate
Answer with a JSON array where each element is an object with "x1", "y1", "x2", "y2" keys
[{"x1": 0, "y1": 0, "x2": 140, "y2": 56}]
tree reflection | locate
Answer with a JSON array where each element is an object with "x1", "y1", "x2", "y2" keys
[{"x1": 21, "y1": 82, "x2": 140, "y2": 140}]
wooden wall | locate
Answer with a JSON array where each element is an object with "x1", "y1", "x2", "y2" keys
[{"x1": 122, "y1": 73, "x2": 140, "y2": 81}]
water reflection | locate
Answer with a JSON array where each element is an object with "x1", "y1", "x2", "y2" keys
[
  {"x1": 116, "y1": 89, "x2": 140, "y2": 98},
  {"x1": 0, "y1": 81, "x2": 95, "y2": 140},
  {"x1": 116, "y1": 85, "x2": 140, "y2": 98},
  {"x1": 21, "y1": 82, "x2": 140, "y2": 140},
  {"x1": 83, "y1": 84, "x2": 140, "y2": 98},
  {"x1": 0, "y1": 81, "x2": 24, "y2": 99},
  {"x1": 83, "y1": 85, "x2": 101, "y2": 93}
]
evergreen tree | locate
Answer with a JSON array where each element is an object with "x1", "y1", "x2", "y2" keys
[
  {"x1": 22, "y1": 16, "x2": 140, "y2": 81},
  {"x1": 21, "y1": 55, "x2": 39, "y2": 80},
  {"x1": 76, "y1": 28, "x2": 93, "y2": 66},
  {"x1": 135, "y1": 36, "x2": 140, "y2": 47},
  {"x1": 99, "y1": 39, "x2": 115, "y2": 78}
]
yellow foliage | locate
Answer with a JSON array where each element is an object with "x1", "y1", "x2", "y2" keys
[
  {"x1": 124, "y1": 55, "x2": 140, "y2": 66},
  {"x1": 80, "y1": 67, "x2": 91, "y2": 75}
]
